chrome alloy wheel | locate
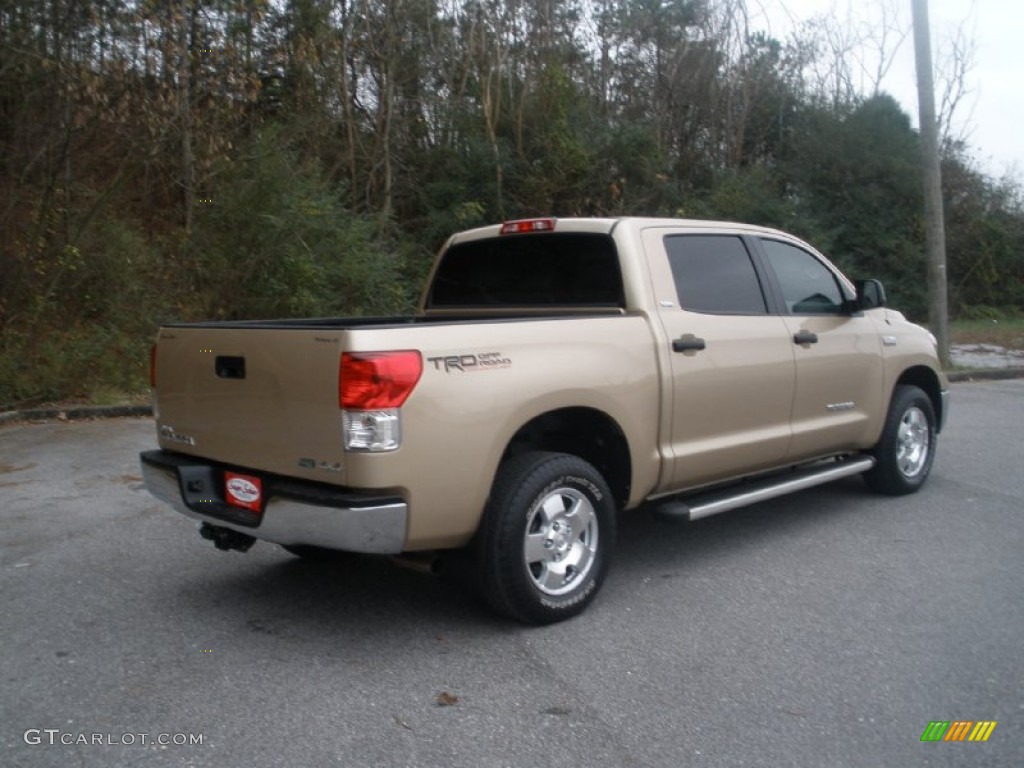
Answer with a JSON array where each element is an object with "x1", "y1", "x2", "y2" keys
[
  {"x1": 523, "y1": 487, "x2": 599, "y2": 596},
  {"x1": 897, "y1": 405, "x2": 931, "y2": 478}
]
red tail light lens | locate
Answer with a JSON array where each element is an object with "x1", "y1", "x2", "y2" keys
[{"x1": 340, "y1": 351, "x2": 423, "y2": 409}]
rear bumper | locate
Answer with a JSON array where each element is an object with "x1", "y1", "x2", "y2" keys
[{"x1": 140, "y1": 450, "x2": 407, "y2": 554}]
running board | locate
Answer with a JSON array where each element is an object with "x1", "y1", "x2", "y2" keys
[{"x1": 654, "y1": 456, "x2": 876, "y2": 522}]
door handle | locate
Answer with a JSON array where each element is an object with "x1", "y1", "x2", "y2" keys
[
  {"x1": 673, "y1": 335, "x2": 706, "y2": 353},
  {"x1": 793, "y1": 330, "x2": 819, "y2": 345}
]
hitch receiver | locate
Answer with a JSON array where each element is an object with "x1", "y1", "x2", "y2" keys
[{"x1": 200, "y1": 523, "x2": 256, "y2": 552}]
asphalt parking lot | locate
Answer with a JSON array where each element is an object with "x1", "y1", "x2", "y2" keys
[{"x1": 2, "y1": 379, "x2": 1022, "y2": 767}]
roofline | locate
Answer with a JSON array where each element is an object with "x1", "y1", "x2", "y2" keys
[{"x1": 444, "y1": 216, "x2": 804, "y2": 246}]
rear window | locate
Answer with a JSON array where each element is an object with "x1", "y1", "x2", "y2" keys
[{"x1": 427, "y1": 233, "x2": 624, "y2": 308}]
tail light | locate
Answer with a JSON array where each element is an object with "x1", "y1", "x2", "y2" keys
[
  {"x1": 340, "y1": 351, "x2": 422, "y2": 452},
  {"x1": 340, "y1": 351, "x2": 422, "y2": 409}
]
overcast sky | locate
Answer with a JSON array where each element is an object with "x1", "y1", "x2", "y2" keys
[{"x1": 749, "y1": 0, "x2": 1021, "y2": 181}]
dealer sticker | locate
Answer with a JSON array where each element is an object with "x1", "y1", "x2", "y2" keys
[{"x1": 224, "y1": 472, "x2": 262, "y2": 512}]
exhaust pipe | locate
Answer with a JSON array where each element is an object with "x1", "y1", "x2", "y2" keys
[{"x1": 200, "y1": 523, "x2": 256, "y2": 552}]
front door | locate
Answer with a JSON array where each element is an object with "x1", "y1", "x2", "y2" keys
[{"x1": 756, "y1": 238, "x2": 885, "y2": 459}]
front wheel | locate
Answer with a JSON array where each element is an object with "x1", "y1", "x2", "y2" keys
[
  {"x1": 864, "y1": 384, "x2": 937, "y2": 495},
  {"x1": 477, "y1": 452, "x2": 616, "y2": 624}
]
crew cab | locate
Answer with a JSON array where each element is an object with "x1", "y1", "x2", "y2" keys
[{"x1": 141, "y1": 217, "x2": 949, "y2": 623}]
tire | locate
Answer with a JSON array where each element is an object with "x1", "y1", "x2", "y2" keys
[
  {"x1": 476, "y1": 451, "x2": 616, "y2": 625},
  {"x1": 864, "y1": 384, "x2": 937, "y2": 495}
]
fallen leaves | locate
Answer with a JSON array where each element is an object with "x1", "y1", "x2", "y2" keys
[{"x1": 435, "y1": 691, "x2": 459, "y2": 707}]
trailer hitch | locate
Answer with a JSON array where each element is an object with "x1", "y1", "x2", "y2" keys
[{"x1": 199, "y1": 523, "x2": 256, "y2": 552}]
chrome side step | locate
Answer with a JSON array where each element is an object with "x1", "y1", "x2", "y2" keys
[{"x1": 654, "y1": 456, "x2": 876, "y2": 522}]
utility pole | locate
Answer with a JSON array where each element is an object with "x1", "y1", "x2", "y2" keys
[{"x1": 911, "y1": 0, "x2": 950, "y2": 368}]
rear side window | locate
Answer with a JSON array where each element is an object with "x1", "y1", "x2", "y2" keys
[
  {"x1": 427, "y1": 233, "x2": 624, "y2": 308},
  {"x1": 664, "y1": 235, "x2": 768, "y2": 314}
]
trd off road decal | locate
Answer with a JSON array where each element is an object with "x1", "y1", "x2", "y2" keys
[{"x1": 427, "y1": 352, "x2": 512, "y2": 373}]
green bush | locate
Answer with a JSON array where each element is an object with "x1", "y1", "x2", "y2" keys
[
  {"x1": 0, "y1": 130, "x2": 420, "y2": 407},
  {"x1": 0, "y1": 324, "x2": 150, "y2": 408},
  {"x1": 185, "y1": 128, "x2": 414, "y2": 320}
]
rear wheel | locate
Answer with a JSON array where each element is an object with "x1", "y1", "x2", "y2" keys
[
  {"x1": 477, "y1": 452, "x2": 615, "y2": 624},
  {"x1": 864, "y1": 385, "x2": 936, "y2": 495}
]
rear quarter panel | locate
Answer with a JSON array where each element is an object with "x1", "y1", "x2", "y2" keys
[{"x1": 342, "y1": 315, "x2": 662, "y2": 549}]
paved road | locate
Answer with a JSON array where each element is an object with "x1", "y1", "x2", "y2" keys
[{"x1": 2, "y1": 381, "x2": 1022, "y2": 767}]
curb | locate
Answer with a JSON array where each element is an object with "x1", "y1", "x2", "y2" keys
[
  {"x1": 0, "y1": 404, "x2": 153, "y2": 426},
  {"x1": 946, "y1": 368, "x2": 1024, "y2": 382}
]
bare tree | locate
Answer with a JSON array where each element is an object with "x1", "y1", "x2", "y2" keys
[
  {"x1": 860, "y1": 0, "x2": 910, "y2": 95},
  {"x1": 178, "y1": 0, "x2": 195, "y2": 233},
  {"x1": 797, "y1": 0, "x2": 908, "y2": 109},
  {"x1": 934, "y1": 9, "x2": 978, "y2": 148}
]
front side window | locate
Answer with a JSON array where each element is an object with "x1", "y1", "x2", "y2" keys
[
  {"x1": 761, "y1": 239, "x2": 845, "y2": 315},
  {"x1": 664, "y1": 235, "x2": 768, "y2": 315}
]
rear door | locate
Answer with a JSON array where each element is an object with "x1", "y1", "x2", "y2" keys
[
  {"x1": 755, "y1": 237, "x2": 884, "y2": 459},
  {"x1": 642, "y1": 228, "x2": 796, "y2": 490}
]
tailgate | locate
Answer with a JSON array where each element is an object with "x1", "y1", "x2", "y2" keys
[{"x1": 153, "y1": 326, "x2": 346, "y2": 480}]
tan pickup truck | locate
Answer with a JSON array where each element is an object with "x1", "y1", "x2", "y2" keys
[{"x1": 141, "y1": 217, "x2": 949, "y2": 623}]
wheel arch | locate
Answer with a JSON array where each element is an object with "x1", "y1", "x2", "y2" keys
[
  {"x1": 893, "y1": 365, "x2": 945, "y2": 432},
  {"x1": 499, "y1": 407, "x2": 632, "y2": 510}
]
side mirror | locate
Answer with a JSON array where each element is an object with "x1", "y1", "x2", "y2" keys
[{"x1": 855, "y1": 279, "x2": 887, "y2": 311}]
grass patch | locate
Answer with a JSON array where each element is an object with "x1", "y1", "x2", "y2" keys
[
  {"x1": 949, "y1": 317, "x2": 1024, "y2": 349},
  {"x1": 0, "y1": 324, "x2": 151, "y2": 410}
]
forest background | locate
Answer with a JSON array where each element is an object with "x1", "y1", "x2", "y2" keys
[{"x1": 2, "y1": 0, "x2": 1022, "y2": 406}]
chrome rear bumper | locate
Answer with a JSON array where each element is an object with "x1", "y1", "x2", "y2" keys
[{"x1": 140, "y1": 450, "x2": 407, "y2": 554}]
